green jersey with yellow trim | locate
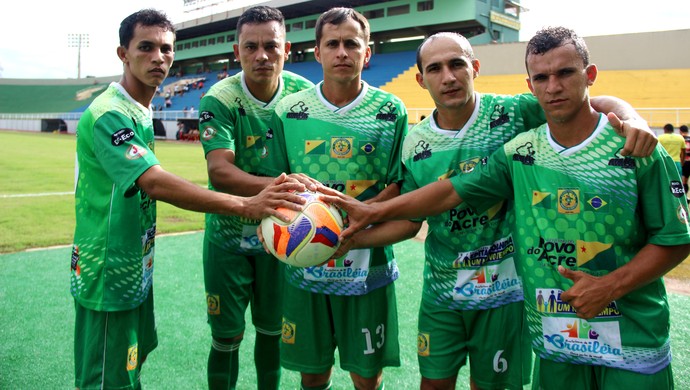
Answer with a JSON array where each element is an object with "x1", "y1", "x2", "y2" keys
[
  {"x1": 199, "y1": 71, "x2": 313, "y2": 253},
  {"x1": 402, "y1": 92, "x2": 544, "y2": 311},
  {"x1": 453, "y1": 114, "x2": 690, "y2": 374},
  {"x1": 263, "y1": 81, "x2": 408, "y2": 295},
  {"x1": 71, "y1": 83, "x2": 160, "y2": 312}
]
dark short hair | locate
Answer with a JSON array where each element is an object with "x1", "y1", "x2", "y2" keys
[
  {"x1": 525, "y1": 26, "x2": 589, "y2": 72},
  {"x1": 416, "y1": 32, "x2": 474, "y2": 73},
  {"x1": 315, "y1": 7, "x2": 370, "y2": 46},
  {"x1": 236, "y1": 5, "x2": 285, "y2": 38},
  {"x1": 664, "y1": 123, "x2": 675, "y2": 132},
  {"x1": 680, "y1": 125, "x2": 689, "y2": 133},
  {"x1": 119, "y1": 9, "x2": 175, "y2": 48}
]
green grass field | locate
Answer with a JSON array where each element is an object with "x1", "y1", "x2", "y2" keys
[{"x1": 1, "y1": 130, "x2": 689, "y2": 388}]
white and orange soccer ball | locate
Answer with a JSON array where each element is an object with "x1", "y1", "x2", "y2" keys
[{"x1": 260, "y1": 191, "x2": 344, "y2": 267}]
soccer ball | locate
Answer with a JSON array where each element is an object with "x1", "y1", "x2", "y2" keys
[{"x1": 260, "y1": 190, "x2": 344, "y2": 267}]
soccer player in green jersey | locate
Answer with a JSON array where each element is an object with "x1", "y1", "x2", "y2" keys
[
  {"x1": 70, "y1": 9, "x2": 308, "y2": 390},
  {"x1": 258, "y1": 7, "x2": 415, "y2": 390},
  {"x1": 327, "y1": 27, "x2": 690, "y2": 389},
  {"x1": 331, "y1": 32, "x2": 658, "y2": 390},
  {"x1": 198, "y1": 6, "x2": 315, "y2": 389}
]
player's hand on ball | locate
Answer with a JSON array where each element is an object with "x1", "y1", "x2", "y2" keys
[
  {"x1": 285, "y1": 173, "x2": 322, "y2": 192},
  {"x1": 256, "y1": 225, "x2": 271, "y2": 254},
  {"x1": 318, "y1": 192, "x2": 375, "y2": 240},
  {"x1": 247, "y1": 173, "x2": 307, "y2": 221}
]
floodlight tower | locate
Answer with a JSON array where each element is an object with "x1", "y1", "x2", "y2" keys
[{"x1": 67, "y1": 33, "x2": 90, "y2": 79}]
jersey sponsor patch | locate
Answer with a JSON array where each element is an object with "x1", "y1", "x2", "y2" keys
[
  {"x1": 670, "y1": 180, "x2": 685, "y2": 198},
  {"x1": 489, "y1": 104, "x2": 510, "y2": 128},
  {"x1": 201, "y1": 126, "x2": 216, "y2": 141},
  {"x1": 535, "y1": 288, "x2": 620, "y2": 317},
  {"x1": 281, "y1": 318, "x2": 296, "y2": 344},
  {"x1": 286, "y1": 101, "x2": 309, "y2": 120},
  {"x1": 112, "y1": 128, "x2": 135, "y2": 146},
  {"x1": 206, "y1": 293, "x2": 220, "y2": 315},
  {"x1": 512, "y1": 142, "x2": 535, "y2": 165},
  {"x1": 417, "y1": 332, "x2": 430, "y2": 356},
  {"x1": 376, "y1": 101, "x2": 398, "y2": 122},
  {"x1": 542, "y1": 317, "x2": 623, "y2": 362},
  {"x1": 678, "y1": 204, "x2": 689, "y2": 224},
  {"x1": 126, "y1": 344, "x2": 138, "y2": 371},
  {"x1": 199, "y1": 110, "x2": 214, "y2": 123},
  {"x1": 125, "y1": 144, "x2": 148, "y2": 160}
]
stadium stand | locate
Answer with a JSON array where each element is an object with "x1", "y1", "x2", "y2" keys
[{"x1": 0, "y1": 1, "x2": 688, "y2": 135}]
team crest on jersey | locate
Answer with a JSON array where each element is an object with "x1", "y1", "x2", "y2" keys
[
  {"x1": 331, "y1": 137, "x2": 353, "y2": 158},
  {"x1": 111, "y1": 128, "x2": 135, "y2": 146},
  {"x1": 677, "y1": 204, "x2": 689, "y2": 224},
  {"x1": 199, "y1": 110, "x2": 215, "y2": 123},
  {"x1": 458, "y1": 157, "x2": 481, "y2": 174},
  {"x1": 558, "y1": 188, "x2": 580, "y2": 214},
  {"x1": 282, "y1": 318, "x2": 296, "y2": 344},
  {"x1": 607, "y1": 148, "x2": 635, "y2": 169},
  {"x1": 234, "y1": 97, "x2": 246, "y2": 116},
  {"x1": 489, "y1": 104, "x2": 510, "y2": 128},
  {"x1": 266, "y1": 128, "x2": 274, "y2": 139},
  {"x1": 286, "y1": 101, "x2": 309, "y2": 120},
  {"x1": 126, "y1": 344, "x2": 138, "y2": 371},
  {"x1": 376, "y1": 101, "x2": 398, "y2": 122},
  {"x1": 417, "y1": 332, "x2": 430, "y2": 356},
  {"x1": 202, "y1": 126, "x2": 217, "y2": 141},
  {"x1": 125, "y1": 144, "x2": 147, "y2": 160},
  {"x1": 206, "y1": 293, "x2": 220, "y2": 315},
  {"x1": 512, "y1": 142, "x2": 535, "y2": 165},
  {"x1": 413, "y1": 140, "x2": 432, "y2": 161}
]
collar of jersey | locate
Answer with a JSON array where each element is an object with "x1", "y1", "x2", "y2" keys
[{"x1": 316, "y1": 81, "x2": 369, "y2": 115}]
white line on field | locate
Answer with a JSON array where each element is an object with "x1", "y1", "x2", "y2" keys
[{"x1": 1, "y1": 191, "x2": 74, "y2": 198}]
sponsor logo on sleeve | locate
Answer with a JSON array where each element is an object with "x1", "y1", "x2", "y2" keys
[
  {"x1": 376, "y1": 101, "x2": 398, "y2": 122},
  {"x1": 199, "y1": 110, "x2": 215, "y2": 123},
  {"x1": 512, "y1": 142, "x2": 535, "y2": 165},
  {"x1": 286, "y1": 101, "x2": 309, "y2": 120},
  {"x1": 111, "y1": 128, "x2": 135, "y2": 146}
]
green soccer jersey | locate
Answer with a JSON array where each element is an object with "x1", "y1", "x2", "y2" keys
[
  {"x1": 401, "y1": 92, "x2": 544, "y2": 311},
  {"x1": 452, "y1": 114, "x2": 690, "y2": 374},
  {"x1": 263, "y1": 81, "x2": 408, "y2": 295},
  {"x1": 199, "y1": 70, "x2": 313, "y2": 253},
  {"x1": 71, "y1": 83, "x2": 161, "y2": 312}
]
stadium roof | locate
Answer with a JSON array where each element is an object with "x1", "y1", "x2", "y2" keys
[{"x1": 175, "y1": 0, "x2": 395, "y2": 40}]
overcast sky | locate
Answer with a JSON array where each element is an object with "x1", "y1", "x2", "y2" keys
[{"x1": 1, "y1": 0, "x2": 688, "y2": 79}]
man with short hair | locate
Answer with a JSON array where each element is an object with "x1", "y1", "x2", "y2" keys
[
  {"x1": 71, "y1": 9, "x2": 306, "y2": 389},
  {"x1": 198, "y1": 5, "x2": 315, "y2": 389},
  {"x1": 329, "y1": 26, "x2": 690, "y2": 390},
  {"x1": 261, "y1": 7, "x2": 412, "y2": 390},
  {"x1": 334, "y1": 32, "x2": 658, "y2": 390}
]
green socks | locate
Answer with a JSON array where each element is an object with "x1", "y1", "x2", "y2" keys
[
  {"x1": 254, "y1": 332, "x2": 281, "y2": 389},
  {"x1": 207, "y1": 338, "x2": 240, "y2": 390}
]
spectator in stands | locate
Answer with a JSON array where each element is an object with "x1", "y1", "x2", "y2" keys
[
  {"x1": 659, "y1": 123, "x2": 685, "y2": 176},
  {"x1": 174, "y1": 84, "x2": 180, "y2": 95},
  {"x1": 197, "y1": 6, "x2": 315, "y2": 389},
  {"x1": 165, "y1": 96, "x2": 172, "y2": 108},
  {"x1": 188, "y1": 105, "x2": 195, "y2": 118},
  {"x1": 175, "y1": 120, "x2": 188, "y2": 140},
  {"x1": 320, "y1": 31, "x2": 657, "y2": 390},
  {"x1": 680, "y1": 124, "x2": 690, "y2": 195},
  {"x1": 70, "y1": 9, "x2": 307, "y2": 390},
  {"x1": 183, "y1": 106, "x2": 189, "y2": 117}
]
